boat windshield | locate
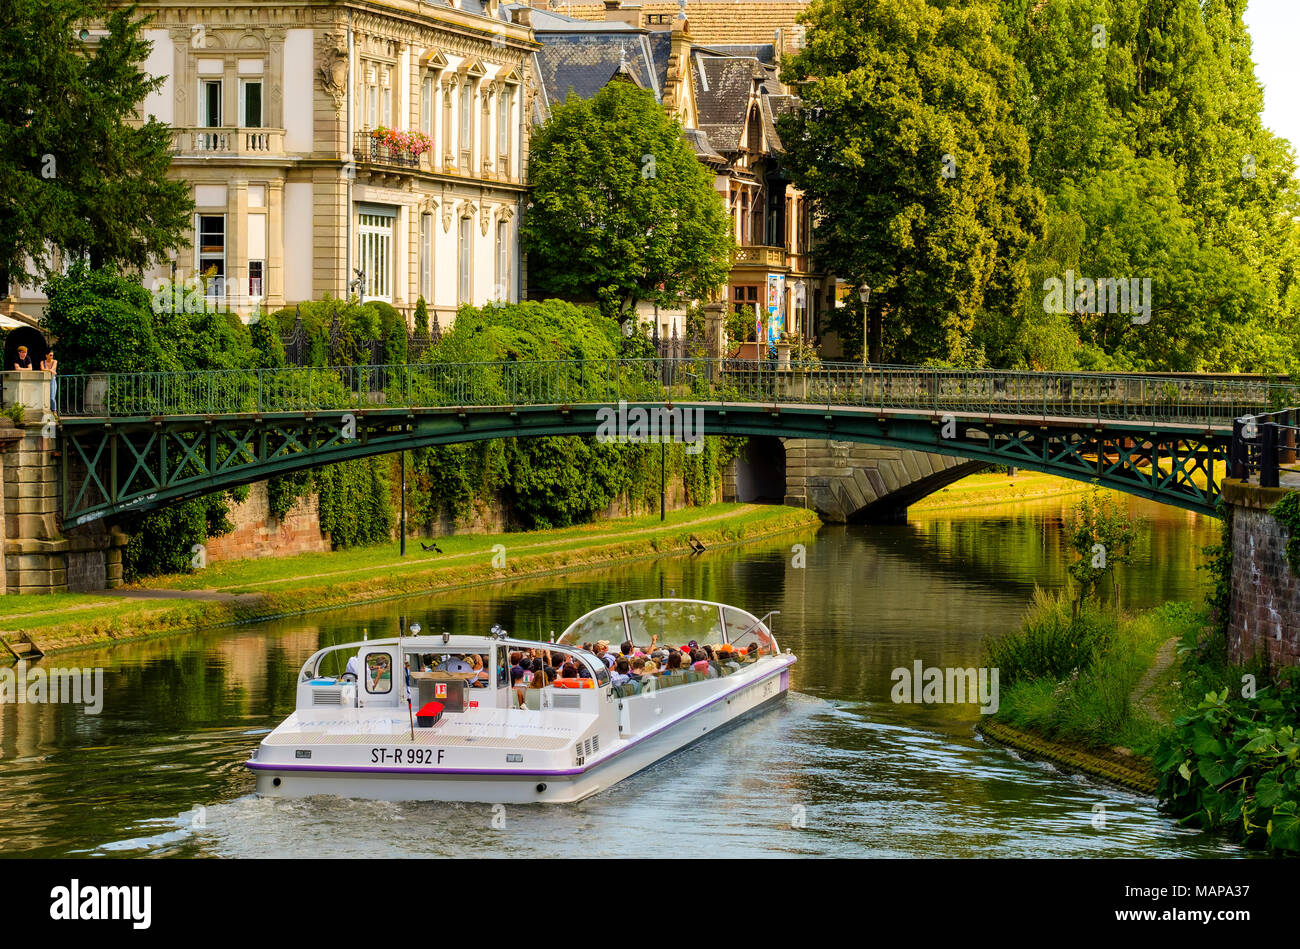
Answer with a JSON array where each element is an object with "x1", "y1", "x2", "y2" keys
[{"x1": 559, "y1": 599, "x2": 775, "y2": 652}]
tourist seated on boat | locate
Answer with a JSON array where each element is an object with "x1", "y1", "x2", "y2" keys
[
  {"x1": 691, "y1": 649, "x2": 719, "y2": 678},
  {"x1": 620, "y1": 641, "x2": 634, "y2": 658},
  {"x1": 628, "y1": 657, "x2": 646, "y2": 682},
  {"x1": 641, "y1": 659, "x2": 660, "y2": 677},
  {"x1": 611, "y1": 658, "x2": 631, "y2": 688},
  {"x1": 594, "y1": 641, "x2": 616, "y2": 669},
  {"x1": 663, "y1": 652, "x2": 684, "y2": 676}
]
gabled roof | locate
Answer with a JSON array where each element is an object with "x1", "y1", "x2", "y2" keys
[{"x1": 533, "y1": 31, "x2": 659, "y2": 106}]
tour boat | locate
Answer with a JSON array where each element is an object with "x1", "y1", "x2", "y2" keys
[{"x1": 245, "y1": 598, "x2": 794, "y2": 803}]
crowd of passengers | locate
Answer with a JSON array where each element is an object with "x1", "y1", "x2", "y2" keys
[{"x1": 506, "y1": 638, "x2": 766, "y2": 704}]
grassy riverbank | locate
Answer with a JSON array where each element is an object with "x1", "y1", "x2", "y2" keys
[
  {"x1": 911, "y1": 471, "x2": 1094, "y2": 513},
  {"x1": 0, "y1": 503, "x2": 820, "y2": 658},
  {"x1": 980, "y1": 590, "x2": 1300, "y2": 853},
  {"x1": 978, "y1": 594, "x2": 1198, "y2": 793}
]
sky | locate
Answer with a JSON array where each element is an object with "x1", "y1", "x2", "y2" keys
[{"x1": 1243, "y1": 0, "x2": 1300, "y2": 157}]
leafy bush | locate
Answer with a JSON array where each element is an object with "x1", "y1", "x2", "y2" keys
[
  {"x1": 1154, "y1": 677, "x2": 1300, "y2": 853},
  {"x1": 985, "y1": 587, "x2": 1116, "y2": 687}
]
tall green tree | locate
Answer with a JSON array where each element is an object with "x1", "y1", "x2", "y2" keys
[
  {"x1": 520, "y1": 82, "x2": 734, "y2": 327},
  {"x1": 0, "y1": 0, "x2": 191, "y2": 290},
  {"x1": 779, "y1": 0, "x2": 1042, "y2": 365},
  {"x1": 980, "y1": 0, "x2": 1300, "y2": 372}
]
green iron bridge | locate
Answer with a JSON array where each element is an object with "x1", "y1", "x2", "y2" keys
[{"x1": 53, "y1": 359, "x2": 1299, "y2": 525}]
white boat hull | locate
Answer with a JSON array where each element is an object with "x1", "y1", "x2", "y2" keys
[{"x1": 250, "y1": 657, "x2": 793, "y2": 804}]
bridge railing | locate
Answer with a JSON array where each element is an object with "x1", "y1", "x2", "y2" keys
[{"x1": 55, "y1": 359, "x2": 1300, "y2": 428}]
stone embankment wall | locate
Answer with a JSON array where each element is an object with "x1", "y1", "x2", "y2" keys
[
  {"x1": 202, "y1": 482, "x2": 333, "y2": 563},
  {"x1": 1223, "y1": 480, "x2": 1300, "y2": 668},
  {"x1": 204, "y1": 474, "x2": 702, "y2": 561}
]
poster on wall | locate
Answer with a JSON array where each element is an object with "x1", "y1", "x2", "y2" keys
[{"x1": 766, "y1": 273, "x2": 785, "y2": 344}]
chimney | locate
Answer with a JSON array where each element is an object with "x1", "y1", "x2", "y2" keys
[
  {"x1": 604, "y1": 0, "x2": 643, "y2": 27},
  {"x1": 513, "y1": 5, "x2": 532, "y2": 25}
]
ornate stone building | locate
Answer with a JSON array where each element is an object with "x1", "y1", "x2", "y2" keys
[
  {"x1": 11, "y1": 0, "x2": 538, "y2": 328},
  {"x1": 524, "y1": 0, "x2": 831, "y2": 349}
]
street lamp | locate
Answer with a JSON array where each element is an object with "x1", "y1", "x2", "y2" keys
[{"x1": 859, "y1": 283, "x2": 872, "y2": 366}]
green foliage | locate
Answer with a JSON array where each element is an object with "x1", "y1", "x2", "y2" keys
[
  {"x1": 265, "y1": 296, "x2": 388, "y2": 367},
  {"x1": 0, "y1": 0, "x2": 191, "y2": 288},
  {"x1": 2, "y1": 403, "x2": 25, "y2": 426},
  {"x1": 315, "y1": 458, "x2": 394, "y2": 548},
  {"x1": 249, "y1": 312, "x2": 286, "y2": 370},
  {"x1": 399, "y1": 299, "x2": 737, "y2": 530},
  {"x1": 1198, "y1": 499, "x2": 1234, "y2": 642},
  {"x1": 985, "y1": 587, "x2": 1117, "y2": 688},
  {"x1": 779, "y1": 0, "x2": 1041, "y2": 365},
  {"x1": 413, "y1": 296, "x2": 431, "y2": 344},
  {"x1": 1063, "y1": 486, "x2": 1140, "y2": 610},
  {"x1": 520, "y1": 83, "x2": 734, "y2": 325},
  {"x1": 994, "y1": 598, "x2": 1203, "y2": 750},
  {"x1": 725, "y1": 305, "x2": 755, "y2": 347},
  {"x1": 1271, "y1": 493, "x2": 1300, "y2": 576},
  {"x1": 122, "y1": 495, "x2": 233, "y2": 581},
  {"x1": 1154, "y1": 677, "x2": 1300, "y2": 853},
  {"x1": 41, "y1": 263, "x2": 169, "y2": 374},
  {"x1": 976, "y1": 0, "x2": 1300, "y2": 373}
]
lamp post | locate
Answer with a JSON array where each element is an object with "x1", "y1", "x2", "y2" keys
[{"x1": 858, "y1": 283, "x2": 872, "y2": 366}]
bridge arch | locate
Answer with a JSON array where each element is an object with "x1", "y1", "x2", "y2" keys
[
  {"x1": 734, "y1": 436, "x2": 786, "y2": 504},
  {"x1": 57, "y1": 401, "x2": 1231, "y2": 526}
]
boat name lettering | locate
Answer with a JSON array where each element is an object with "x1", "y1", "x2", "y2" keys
[{"x1": 371, "y1": 747, "x2": 443, "y2": 765}]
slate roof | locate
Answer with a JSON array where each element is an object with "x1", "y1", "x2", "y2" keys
[
  {"x1": 692, "y1": 54, "x2": 765, "y2": 153},
  {"x1": 697, "y1": 43, "x2": 776, "y2": 64},
  {"x1": 533, "y1": 32, "x2": 660, "y2": 105}
]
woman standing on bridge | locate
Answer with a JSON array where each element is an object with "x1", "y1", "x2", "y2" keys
[{"x1": 41, "y1": 347, "x2": 57, "y2": 410}]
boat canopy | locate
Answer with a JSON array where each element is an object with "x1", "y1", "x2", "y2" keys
[{"x1": 558, "y1": 599, "x2": 777, "y2": 654}]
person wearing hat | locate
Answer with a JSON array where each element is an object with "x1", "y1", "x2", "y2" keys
[
  {"x1": 11, "y1": 345, "x2": 32, "y2": 371},
  {"x1": 594, "y1": 640, "x2": 616, "y2": 669}
]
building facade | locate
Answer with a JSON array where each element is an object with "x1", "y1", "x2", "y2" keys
[
  {"x1": 525, "y1": 0, "x2": 832, "y2": 349},
  {"x1": 12, "y1": 0, "x2": 538, "y2": 329}
]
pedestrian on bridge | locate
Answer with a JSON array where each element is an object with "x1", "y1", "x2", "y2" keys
[{"x1": 42, "y1": 347, "x2": 57, "y2": 410}]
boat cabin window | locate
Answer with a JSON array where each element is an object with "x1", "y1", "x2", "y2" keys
[
  {"x1": 365, "y1": 653, "x2": 392, "y2": 693},
  {"x1": 559, "y1": 604, "x2": 626, "y2": 647},
  {"x1": 624, "y1": 601, "x2": 723, "y2": 648},
  {"x1": 404, "y1": 650, "x2": 492, "y2": 688},
  {"x1": 578, "y1": 652, "x2": 611, "y2": 688},
  {"x1": 722, "y1": 607, "x2": 775, "y2": 654}
]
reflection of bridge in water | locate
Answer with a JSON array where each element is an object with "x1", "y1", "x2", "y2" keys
[{"x1": 54, "y1": 359, "x2": 1299, "y2": 523}]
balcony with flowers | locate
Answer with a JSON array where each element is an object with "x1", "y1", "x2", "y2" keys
[{"x1": 355, "y1": 127, "x2": 432, "y2": 170}]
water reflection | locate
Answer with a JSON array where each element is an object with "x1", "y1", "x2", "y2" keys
[{"x1": 0, "y1": 492, "x2": 1237, "y2": 857}]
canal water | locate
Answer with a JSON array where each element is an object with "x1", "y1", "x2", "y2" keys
[{"x1": 0, "y1": 493, "x2": 1243, "y2": 857}]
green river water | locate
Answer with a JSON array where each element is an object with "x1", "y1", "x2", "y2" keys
[{"x1": 0, "y1": 492, "x2": 1243, "y2": 858}]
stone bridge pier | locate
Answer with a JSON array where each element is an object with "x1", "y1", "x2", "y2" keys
[
  {"x1": 726, "y1": 436, "x2": 985, "y2": 523},
  {"x1": 1, "y1": 371, "x2": 127, "y2": 594}
]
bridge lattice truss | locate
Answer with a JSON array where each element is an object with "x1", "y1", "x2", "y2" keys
[{"x1": 56, "y1": 359, "x2": 1292, "y2": 524}]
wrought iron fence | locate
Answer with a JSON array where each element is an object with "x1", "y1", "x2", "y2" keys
[
  {"x1": 54, "y1": 359, "x2": 1300, "y2": 430},
  {"x1": 1231, "y1": 408, "x2": 1300, "y2": 489}
]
